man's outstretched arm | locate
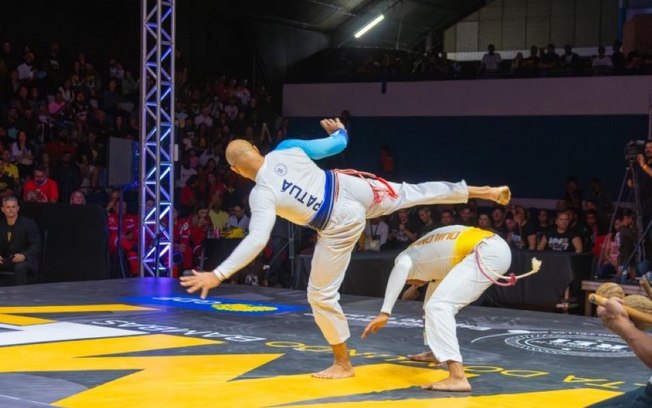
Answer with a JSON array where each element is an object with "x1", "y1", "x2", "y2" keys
[
  {"x1": 275, "y1": 118, "x2": 348, "y2": 160},
  {"x1": 362, "y1": 254, "x2": 414, "y2": 339},
  {"x1": 180, "y1": 188, "x2": 276, "y2": 298}
]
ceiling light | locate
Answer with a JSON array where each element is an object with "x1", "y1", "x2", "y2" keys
[{"x1": 354, "y1": 14, "x2": 385, "y2": 38}]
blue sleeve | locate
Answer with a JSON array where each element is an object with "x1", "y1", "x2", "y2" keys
[{"x1": 275, "y1": 128, "x2": 348, "y2": 160}]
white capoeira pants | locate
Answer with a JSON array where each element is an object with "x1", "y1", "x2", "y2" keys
[
  {"x1": 307, "y1": 175, "x2": 469, "y2": 345},
  {"x1": 424, "y1": 235, "x2": 511, "y2": 363}
]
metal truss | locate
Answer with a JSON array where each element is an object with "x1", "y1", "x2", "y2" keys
[{"x1": 139, "y1": 0, "x2": 175, "y2": 277}]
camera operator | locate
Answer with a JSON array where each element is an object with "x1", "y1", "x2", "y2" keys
[{"x1": 630, "y1": 140, "x2": 652, "y2": 260}]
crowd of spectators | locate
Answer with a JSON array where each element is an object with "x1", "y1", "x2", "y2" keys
[
  {"x1": 351, "y1": 174, "x2": 646, "y2": 313},
  {"x1": 357, "y1": 175, "x2": 641, "y2": 287},
  {"x1": 288, "y1": 41, "x2": 652, "y2": 83},
  {"x1": 0, "y1": 37, "x2": 647, "y2": 291},
  {"x1": 0, "y1": 38, "x2": 285, "y2": 281}
]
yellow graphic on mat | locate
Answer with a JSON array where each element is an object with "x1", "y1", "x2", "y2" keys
[
  {"x1": 212, "y1": 303, "x2": 278, "y2": 312},
  {"x1": 0, "y1": 305, "x2": 624, "y2": 408}
]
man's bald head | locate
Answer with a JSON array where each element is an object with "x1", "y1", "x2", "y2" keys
[
  {"x1": 225, "y1": 139, "x2": 264, "y2": 181},
  {"x1": 225, "y1": 139, "x2": 258, "y2": 167}
]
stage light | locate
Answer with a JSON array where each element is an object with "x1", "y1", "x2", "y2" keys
[{"x1": 354, "y1": 14, "x2": 384, "y2": 38}]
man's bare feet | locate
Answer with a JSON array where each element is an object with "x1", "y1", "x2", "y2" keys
[
  {"x1": 421, "y1": 376, "x2": 472, "y2": 392},
  {"x1": 493, "y1": 186, "x2": 511, "y2": 205},
  {"x1": 311, "y1": 363, "x2": 354, "y2": 379},
  {"x1": 407, "y1": 351, "x2": 440, "y2": 363}
]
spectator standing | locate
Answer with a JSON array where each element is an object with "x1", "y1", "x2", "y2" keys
[
  {"x1": 510, "y1": 52, "x2": 524, "y2": 75},
  {"x1": 593, "y1": 46, "x2": 613, "y2": 73},
  {"x1": 612, "y1": 40, "x2": 626, "y2": 74},
  {"x1": 363, "y1": 217, "x2": 389, "y2": 251},
  {"x1": 539, "y1": 44, "x2": 560, "y2": 71},
  {"x1": 522, "y1": 45, "x2": 540, "y2": 74},
  {"x1": 51, "y1": 151, "x2": 82, "y2": 203},
  {"x1": 481, "y1": 44, "x2": 502, "y2": 74},
  {"x1": 561, "y1": 44, "x2": 580, "y2": 70}
]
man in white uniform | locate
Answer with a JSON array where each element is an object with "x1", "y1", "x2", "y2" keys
[
  {"x1": 181, "y1": 118, "x2": 511, "y2": 379},
  {"x1": 362, "y1": 225, "x2": 512, "y2": 391}
]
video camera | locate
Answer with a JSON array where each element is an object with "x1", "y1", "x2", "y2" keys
[{"x1": 625, "y1": 140, "x2": 646, "y2": 162}]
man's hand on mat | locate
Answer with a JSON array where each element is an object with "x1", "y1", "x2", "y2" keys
[
  {"x1": 361, "y1": 313, "x2": 389, "y2": 339},
  {"x1": 180, "y1": 270, "x2": 222, "y2": 299}
]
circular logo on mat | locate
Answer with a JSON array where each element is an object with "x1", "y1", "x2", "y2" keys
[
  {"x1": 274, "y1": 163, "x2": 287, "y2": 176},
  {"x1": 212, "y1": 303, "x2": 278, "y2": 313},
  {"x1": 503, "y1": 331, "x2": 632, "y2": 357}
]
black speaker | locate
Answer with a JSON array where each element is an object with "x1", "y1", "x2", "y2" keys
[
  {"x1": 108, "y1": 137, "x2": 138, "y2": 186},
  {"x1": 200, "y1": 238, "x2": 242, "y2": 270},
  {"x1": 20, "y1": 202, "x2": 109, "y2": 281}
]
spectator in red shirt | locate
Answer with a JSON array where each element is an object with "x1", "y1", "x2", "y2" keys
[
  {"x1": 189, "y1": 207, "x2": 213, "y2": 266},
  {"x1": 179, "y1": 174, "x2": 198, "y2": 217},
  {"x1": 173, "y1": 208, "x2": 192, "y2": 272},
  {"x1": 23, "y1": 166, "x2": 59, "y2": 203}
]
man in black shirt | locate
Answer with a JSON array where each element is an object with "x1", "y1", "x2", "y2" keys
[
  {"x1": 537, "y1": 211, "x2": 582, "y2": 253},
  {"x1": 0, "y1": 196, "x2": 41, "y2": 285},
  {"x1": 633, "y1": 140, "x2": 652, "y2": 260}
]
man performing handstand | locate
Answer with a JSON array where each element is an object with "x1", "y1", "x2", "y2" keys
[
  {"x1": 181, "y1": 118, "x2": 512, "y2": 379},
  {"x1": 362, "y1": 224, "x2": 540, "y2": 391}
]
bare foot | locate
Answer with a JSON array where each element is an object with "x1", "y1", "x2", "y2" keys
[
  {"x1": 311, "y1": 363, "x2": 354, "y2": 379},
  {"x1": 421, "y1": 376, "x2": 472, "y2": 392},
  {"x1": 407, "y1": 351, "x2": 440, "y2": 363},
  {"x1": 493, "y1": 186, "x2": 511, "y2": 205}
]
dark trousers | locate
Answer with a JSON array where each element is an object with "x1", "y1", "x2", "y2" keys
[
  {"x1": 588, "y1": 382, "x2": 652, "y2": 408},
  {"x1": 0, "y1": 261, "x2": 31, "y2": 285}
]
